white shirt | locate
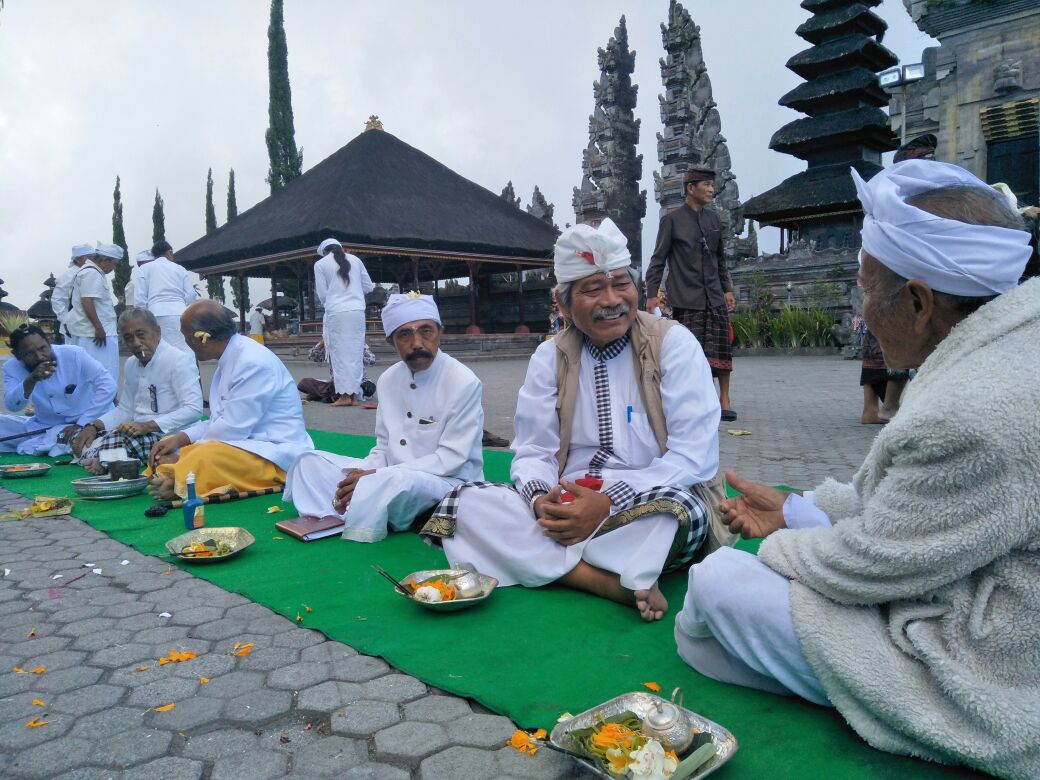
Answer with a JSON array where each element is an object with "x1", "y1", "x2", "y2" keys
[
  {"x1": 248, "y1": 310, "x2": 265, "y2": 335},
  {"x1": 99, "y1": 339, "x2": 203, "y2": 434},
  {"x1": 182, "y1": 334, "x2": 313, "y2": 471},
  {"x1": 135, "y1": 256, "x2": 198, "y2": 316},
  {"x1": 51, "y1": 264, "x2": 80, "y2": 324},
  {"x1": 511, "y1": 325, "x2": 720, "y2": 506},
  {"x1": 3, "y1": 344, "x2": 115, "y2": 425},
  {"x1": 361, "y1": 350, "x2": 483, "y2": 481},
  {"x1": 65, "y1": 261, "x2": 116, "y2": 337},
  {"x1": 314, "y1": 253, "x2": 374, "y2": 314}
]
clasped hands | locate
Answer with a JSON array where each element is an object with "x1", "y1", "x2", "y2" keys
[
  {"x1": 533, "y1": 481, "x2": 613, "y2": 546},
  {"x1": 333, "y1": 468, "x2": 377, "y2": 514}
]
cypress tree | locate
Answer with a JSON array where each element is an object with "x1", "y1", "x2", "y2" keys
[
  {"x1": 226, "y1": 168, "x2": 238, "y2": 220},
  {"x1": 152, "y1": 189, "x2": 166, "y2": 244},
  {"x1": 111, "y1": 176, "x2": 131, "y2": 302},
  {"x1": 205, "y1": 168, "x2": 217, "y2": 235},
  {"x1": 265, "y1": 0, "x2": 303, "y2": 193},
  {"x1": 230, "y1": 276, "x2": 250, "y2": 312}
]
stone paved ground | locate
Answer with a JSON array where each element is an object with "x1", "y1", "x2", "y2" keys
[{"x1": 0, "y1": 356, "x2": 882, "y2": 779}]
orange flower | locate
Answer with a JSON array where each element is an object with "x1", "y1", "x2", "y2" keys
[
  {"x1": 592, "y1": 722, "x2": 638, "y2": 750},
  {"x1": 199, "y1": 677, "x2": 210, "y2": 684},
  {"x1": 25, "y1": 717, "x2": 47, "y2": 728},
  {"x1": 12, "y1": 667, "x2": 24, "y2": 674},
  {"x1": 303, "y1": 605, "x2": 313, "y2": 613},
  {"x1": 642, "y1": 681, "x2": 662, "y2": 692},
  {"x1": 507, "y1": 729, "x2": 545, "y2": 756},
  {"x1": 295, "y1": 614, "x2": 303, "y2": 623},
  {"x1": 231, "y1": 642, "x2": 255, "y2": 657},
  {"x1": 158, "y1": 649, "x2": 197, "y2": 666},
  {"x1": 606, "y1": 747, "x2": 632, "y2": 774},
  {"x1": 30, "y1": 666, "x2": 45, "y2": 674},
  {"x1": 153, "y1": 703, "x2": 175, "y2": 712},
  {"x1": 31, "y1": 699, "x2": 45, "y2": 707},
  {"x1": 136, "y1": 666, "x2": 150, "y2": 672}
]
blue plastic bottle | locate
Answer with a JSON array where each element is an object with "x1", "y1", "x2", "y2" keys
[{"x1": 182, "y1": 472, "x2": 205, "y2": 530}]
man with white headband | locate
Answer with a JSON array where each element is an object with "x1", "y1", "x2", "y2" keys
[
  {"x1": 64, "y1": 242, "x2": 122, "y2": 383},
  {"x1": 422, "y1": 219, "x2": 727, "y2": 621},
  {"x1": 52, "y1": 244, "x2": 96, "y2": 330},
  {"x1": 676, "y1": 160, "x2": 1040, "y2": 778},
  {"x1": 285, "y1": 292, "x2": 483, "y2": 542},
  {"x1": 136, "y1": 240, "x2": 198, "y2": 354}
]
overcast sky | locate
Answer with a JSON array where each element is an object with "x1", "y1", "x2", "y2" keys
[{"x1": 0, "y1": 1, "x2": 936, "y2": 311}]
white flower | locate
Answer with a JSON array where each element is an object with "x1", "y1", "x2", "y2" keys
[
  {"x1": 626, "y1": 738, "x2": 676, "y2": 780},
  {"x1": 413, "y1": 585, "x2": 443, "y2": 603}
]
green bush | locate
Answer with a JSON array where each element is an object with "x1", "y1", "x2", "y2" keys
[
  {"x1": 732, "y1": 306, "x2": 837, "y2": 349},
  {"x1": 730, "y1": 309, "x2": 764, "y2": 348}
]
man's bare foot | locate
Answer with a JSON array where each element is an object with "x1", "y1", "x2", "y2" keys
[
  {"x1": 147, "y1": 475, "x2": 177, "y2": 501},
  {"x1": 331, "y1": 394, "x2": 357, "y2": 407},
  {"x1": 81, "y1": 458, "x2": 104, "y2": 476},
  {"x1": 879, "y1": 407, "x2": 898, "y2": 421},
  {"x1": 860, "y1": 412, "x2": 887, "y2": 425},
  {"x1": 634, "y1": 585, "x2": 668, "y2": 622}
]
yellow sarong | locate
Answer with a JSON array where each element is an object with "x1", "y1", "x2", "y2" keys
[
  {"x1": 249, "y1": 334, "x2": 265, "y2": 345},
  {"x1": 155, "y1": 441, "x2": 285, "y2": 499}
]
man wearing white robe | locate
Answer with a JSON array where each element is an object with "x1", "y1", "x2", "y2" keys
[
  {"x1": 0, "y1": 326, "x2": 115, "y2": 457},
  {"x1": 72, "y1": 308, "x2": 202, "y2": 473},
  {"x1": 135, "y1": 240, "x2": 198, "y2": 354},
  {"x1": 64, "y1": 242, "x2": 121, "y2": 383},
  {"x1": 52, "y1": 244, "x2": 95, "y2": 330},
  {"x1": 123, "y1": 250, "x2": 154, "y2": 309},
  {"x1": 423, "y1": 220, "x2": 721, "y2": 621},
  {"x1": 286, "y1": 293, "x2": 483, "y2": 542}
]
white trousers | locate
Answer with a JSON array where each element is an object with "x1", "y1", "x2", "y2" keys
[
  {"x1": 66, "y1": 335, "x2": 120, "y2": 385},
  {"x1": 441, "y1": 485, "x2": 678, "y2": 592},
  {"x1": 324, "y1": 310, "x2": 365, "y2": 396},
  {"x1": 284, "y1": 450, "x2": 457, "y2": 543},
  {"x1": 0, "y1": 416, "x2": 69, "y2": 457},
  {"x1": 155, "y1": 315, "x2": 193, "y2": 355},
  {"x1": 675, "y1": 546, "x2": 830, "y2": 706}
]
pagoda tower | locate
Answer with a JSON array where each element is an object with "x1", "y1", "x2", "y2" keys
[
  {"x1": 654, "y1": 0, "x2": 756, "y2": 261},
  {"x1": 572, "y1": 17, "x2": 646, "y2": 267},
  {"x1": 743, "y1": 0, "x2": 898, "y2": 250}
]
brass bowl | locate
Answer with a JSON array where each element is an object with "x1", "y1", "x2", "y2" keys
[
  {"x1": 0, "y1": 463, "x2": 51, "y2": 479},
  {"x1": 164, "y1": 527, "x2": 256, "y2": 564},
  {"x1": 71, "y1": 475, "x2": 149, "y2": 500},
  {"x1": 396, "y1": 568, "x2": 498, "y2": 612}
]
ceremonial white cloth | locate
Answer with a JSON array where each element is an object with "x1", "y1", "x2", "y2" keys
[
  {"x1": 64, "y1": 260, "x2": 119, "y2": 381},
  {"x1": 134, "y1": 257, "x2": 198, "y2": 316},
  {"x1": 71, "y1": 244, "x2": 94, "y2": 260},
  {"x1": 553, "y1": 217, "x2": 631, "y2": 283},
  {"x1": 0, "y1": 345, "x2": 116, "y2": 456},
  {"x1": 98, "y1": 339, "x2": 202, "y2": 434},
  {"x1": 314, "y1": 253, "x2": 373, "y2": 314},
  {"x1": 315, "y1": 253, "x2": 373, "y2": 395},
  {"x1": 286, "y1": 350, "x2": 483, "y2": 542},
  {"x1": 95, "y1": 242, "x2": 123, "y2": 259},
  {"x1": 180, "y1": 334, "x2": 313, "y2": 471},
  {"x1": 443, "y1": 326, "x2": 720, "y2": 591},
  {"x1": 154, "y1": 315, "x2": 192, "y2": 354},
  {"x1": 316, "y1": 237, "x2": 340, "y2": 256},
  {"x1": 65, "y1": 336, "x2": 120, "y2": 388},
  {"x1": 248, "y1": 310, "x2": 265, "y2": 336},
  {"x1": 379, "y1": 293, "x2": 441, "y2": 336},
  {"x1": 51, "y1": 265, "x2": 80, "y2": 326},
  {"x1": 853, "y1": 160, "x2": 1032, "y2": 296}
]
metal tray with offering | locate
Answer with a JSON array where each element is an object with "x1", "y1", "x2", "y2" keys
[
  {"x1": 549, "y1": 690, "x2": 738, "y2": 779},
  {"x1": 373, "y1": 564, "x2": 498, "y2": 612},
  {"x1": 164, "y1": 527, "x2": 256, "y2": 563},
  {"x1": 71, "y1": 474, "x2": 150, "y2": 500},
  {"x1": 0, "y1": 463, "x2": 52, "y2": 479}
]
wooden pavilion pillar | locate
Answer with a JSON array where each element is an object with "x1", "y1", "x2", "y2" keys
[
  {"x1": 236, "y1": 272, "x2": 247, "y2": 333},
  {"x1": 411, "y1": 257, "x2": 420, "y2": 291},
  {"x1": 465, "y1": 261, "x2": 482, "y2": 334},
  {"x1": 514, "y1": 264, "x2": 529, "y2": 334},
  {"x1": 269, "y1": 265, "x2": 281, "y2": 330}
]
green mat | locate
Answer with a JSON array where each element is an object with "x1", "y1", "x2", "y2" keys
[{"x1": 0, "y1": 434, "x2": 981, "y2": 779}]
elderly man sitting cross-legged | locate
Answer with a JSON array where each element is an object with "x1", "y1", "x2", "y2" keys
[
  {"x1": 71, "y1": 308, "x2": 203, "y2": 474},
  {"x1": 675, "y1": 161, "x2": 1040, "y2": 778},
  {"x1": 422, "y1": 219, "x2": 728, "y2": 621},
  {"x1": 285, "y1": 292, "x2": 484, "y2": 542},
  {"x1": 147, "y1": 300, "x2": 313, "y2": 499}
]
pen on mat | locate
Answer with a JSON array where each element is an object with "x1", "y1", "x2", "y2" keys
[{"x1": 626, "y1": 405, "x2": 633, "y2": 423}]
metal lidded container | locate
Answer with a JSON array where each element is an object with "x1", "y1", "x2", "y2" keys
[{"x1": 641, "y1": 688, "x2": 695, "y2": 753}]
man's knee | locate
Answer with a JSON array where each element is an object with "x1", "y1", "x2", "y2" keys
[{"x1": 688, "y1": 547, "x2": 755, "y2": 621}]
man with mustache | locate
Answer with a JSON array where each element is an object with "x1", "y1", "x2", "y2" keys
[
  {"x1": 422, "y1": 219, "x2": 726, "y2": 621},
  {"x1": 71, "y1": 308, "x2": 202, "y2": 474},
  {"x1": 285, "y1": 293, "x2": 484, "y2": 542}
]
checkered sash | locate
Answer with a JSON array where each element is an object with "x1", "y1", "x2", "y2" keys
[
  {"x1": 420, "y1": 480, "x2": 506, "y2": 538},
  {"x1": 80, "y1": 431, "x2": 163, "y2": 463},
  {"x1": 584, "y1": 334, "x2": 629, "y2": 477}
]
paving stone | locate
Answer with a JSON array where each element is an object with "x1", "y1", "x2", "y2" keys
[
  {"x1": 102, "y1": 601, "x2": 153, "y2": 618},
  {"x1": 145, "y1": 695, "x2": 224, "y2": 731},
  {"x1": 69, "y1": 706, "x2": 145, "y2": 739},
  {"x1": 0, "y1": 691, "x2": 45, "y2": 723},
  {"x1": 247, "y1": 614, "x2": 298, "y2": 635},
  {"x1": 190, "y1": 618, "x2": 251, "y2": 641},
  {"x1": 298, "y1": 680, "x2": 365, "y2": 714},
  {"x1": 89, "y1": 643, "x2": 154, "y2": 669},
  {"x1": 446, "y1": 712, "x2": 516, "y2": 749},
  {"x1": 180, "y1": 727, "x2": 259, "y2": 760},
  {"x1": 130, "y1": 625, "x2": 191, "y2": 645},
  {"x1": 361, "y1": 673, "x2": 427, "y2": 703},
  {"x1": 267, "y1": 661, "x2": 330, "y2": 691},
  {"x1": 123, "y1": 577, "x2": 170, "y2": 593},
  {"x1": 292, "y1": 735, "x2": 368, "y2": 777},
  {"x1": 150, "y1": 637, "x2": 211, "y2": 657},
  {"x1": 211, "y1": 749, "x2": 288, "y2": 780},
  {"x1": 196, "y1": 669, "x2": 264, "y2": 699},
  {"x1": 167, "y1": 606, "x2": 226, "y2": 626},
  {"x1": 6, "y1": 736, "x2": 93, "y2": 779},
  {"x1": 300, "y1": 641, "x2": 359, "y2": 663},
  {"x1": 0, "y1": 621, "x2": 55, "y2": 643},
  {"x1": 53, "y1": 768, "x2": 125, "y2": 780},
  {"x1": 419, "y1": 746, "x2": 501, "y2": 780},
  {"x1": 36, "y1": 665, "x2": 104, "y2": 693},
  {"x1": 123, "y1": 756, "x2": 202, "y2": 780},
  {"x1": 375, "y1": 720, "x2": 449, "y2": 764},
  {"x1": 272, "y1": 628, "x2": 325, "y2": 649},
  {"x1": 28, "y1": 648, "x2": 87, "y2": 672},
  {"x1": 223, "y1": 688, "x2": 292, "y2": 724},
  {"x1": 225, "y1": 603, "x2": 273, "y2": 622},
  {"x1": 495, "y1": 744, "x2": 573, "y2": 779},
  {"x1": 91, "y1": 591, "x2": 142, "y2": 607},
  {"x1": 56, "y1": 617, "x2": 117, "y2": 638},
  {"x1": 169, "y1": 652, "x2": 236, "y2": 680},
  {"x1": 236, "y1": 646, "x2": 301, "y2": 672},
  {"x1": 0, "y1": 668, "x2": 37, "y2": 696},
  {"x1": 404, "y1": 694, "x2": 472, "y2": 722},
  {"x1": 329, "y1": 764, "x2": 410, "y2": 780},
  {"x1": 257, "y1": 718, "x2": 325, "y2": 753},
  {"x1": 126, "y1": 676, "x2": 199, "y2": 707},
  {"x1": 0, "y1": 709, "x2": 73, "y2": 749},
  {"x1": 73, "y1": 628, "x2": 136, "y2": 651},
  {"x1": 113, "y1": 613, "x2": 167, "y2": 632},
  {"x1": 331, "y1": 699, "x2": 401, "y2": 737},
  {"x1": 88, "y1": 727, "x2": 173, "y2": 768},
  {"x1": 331, "y1": 654, "x2": 390, "y2": 682},
  {"x1": 51, "y1": 683, "x2": 127, "y2": 716},
  {"x1": 9, "y1": 634, "x2": 72, "y2": 658}
]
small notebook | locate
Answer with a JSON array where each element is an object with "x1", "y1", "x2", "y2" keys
[{"x1": 275, "y1": 515, "x2": 345, "y2": 542}]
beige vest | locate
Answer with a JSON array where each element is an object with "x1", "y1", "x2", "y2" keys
[{"x1": 552, "y1": 311, "x2": 736, "y2": 557}]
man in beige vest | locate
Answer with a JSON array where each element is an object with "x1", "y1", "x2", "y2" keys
[{"x1": 422, "y1": 219, "x2": 723, "y2": 621}]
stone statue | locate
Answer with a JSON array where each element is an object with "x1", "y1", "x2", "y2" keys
[{"x1": 993, "y1": 60, "x2": 1023, "y2": 94}]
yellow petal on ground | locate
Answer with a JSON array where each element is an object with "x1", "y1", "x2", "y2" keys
[
  {"x1": 25, "y1": 629, "x2": 35, "y2": 638},
  {"x1": 12, "y1": 667, "x2": 24, "y2": 674},
  {"x1": 726, "y1": 428, "x2": 753, "y2": 436},
  {"x1": 199, "y1": 677, "x2": 210, "y2": 684},
  {"x1": 136, "y1": 666, "x2": 149, "y2": 672},
  {"x1": 231, "y1": 642, "x2": 255, "y2": 657},
  {"x1": 153, "y1": 703, "x2": 175, "y2": 712},
  {"x1": 25, "y1": 717, "x2": 48, "y2": 728},
  {"x1": 642, "y1": 681, "x2": 662, "y2": 692},
  {"x1": 31, "y1": 699, "x2": 45, "y2": 707},
  {"x1": 295, "y1": 614, "x2": 303, "y2": 623},
  {"x1": 30, "y1": 667, "x2": 45, "y2": 674},
  {"x1": 266, "y1": 506, "x2": 283, "y2": 514},
  {"x1": 303, "y1": 605, "x2": 313, "y2": 613}
]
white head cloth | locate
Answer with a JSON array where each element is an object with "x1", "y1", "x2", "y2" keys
[
  {"x1": 381, "y1": 292, "x2": 441, "y2": 337},
  {"x1": 852, "y1": 160, "x2": 1031, "y2": 296},
  {"x1": 70, "y1": 243, "x2": 94, "y2": 266},
  {"x1": 135, "y1": 250, "x2": 154, "y2": 265},
  {"x1": 553, "y1": 218, "x2": 631, "y2": 284},
  {"x1": 316, "y1": 237, "x2": 340, "y2": 256},
  {"x1": 95, "y1": 242, "x2": 124, "y2": 260}
]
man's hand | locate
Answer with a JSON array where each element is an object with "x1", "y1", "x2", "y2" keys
[
  {"x1": 92, "y1": 327, "x2": 107, "y2": 348},
  {"x1": 536, "y1": 480, "x2": 612, "y2": 546},
  {"x1": 645, "y1": 296, "x2": 661, "y2": 315},
  {"x1": 148, "y1": 432, "x2": 189, "y2": 471},
  {"x1": 333, "y1": 468, "x2": 376, "y2": 514},
  {"x1": 28, "y1": 360, "x2": 57, "y2": 383},
  {"x1": 719, "y1": 470, "x2": 788, "y2": 539},
  {"x1": 724, "y1": 291, "x2": 736, "y2": 312},
  {"x1": 71, "y1": 424, "x2": 98, "y2": 455},
  {"x1": 57, "y1": 424, "x2": 81, "y2": 447},
  {"x1": 117, "y1": 420, "x2": 159, "y2": 437}
]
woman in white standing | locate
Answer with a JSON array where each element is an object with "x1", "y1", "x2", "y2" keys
[{"x1": 314, "y1": 237, "x2": 374, "y2": 406}]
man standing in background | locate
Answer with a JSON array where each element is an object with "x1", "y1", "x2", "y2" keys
[
  {"x1": 249, "y1": 305, "x2": 266, "y2": 344},
  {"x1": 646, "y1": 166, "x2": 737, "y2": 421},
  {"x1": 52, "y1": 244, "x2": 95, "y2": 333},
  {"x1": 65, "y1": 242, "x2": 121, "y2": 383},
  {"x1": 136, "y1": 240, "x2": 198, "y2": 354}
]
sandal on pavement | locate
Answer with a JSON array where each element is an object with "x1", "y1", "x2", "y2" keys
[{"x1": 720, "y1": 409, "x2": 738, "y2": 422}]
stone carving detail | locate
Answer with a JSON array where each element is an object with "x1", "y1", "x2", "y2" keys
[
  {"x1": 993, "y1": 60, "x2": 1023, "y2": 94},
  {"x1": 526, "y1": 186, "x2": 558, "y2": 232}
]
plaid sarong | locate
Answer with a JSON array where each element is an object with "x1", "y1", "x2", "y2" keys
[
  {"x1": 80, "y1": 431, "x2": 162, "y2": 464},
  {"x1": 421, "y1": 482, "x2": 708, "y2": 571},
  {"x1": 673, "y1": 305, "x2": 733, "y2": 374}
]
